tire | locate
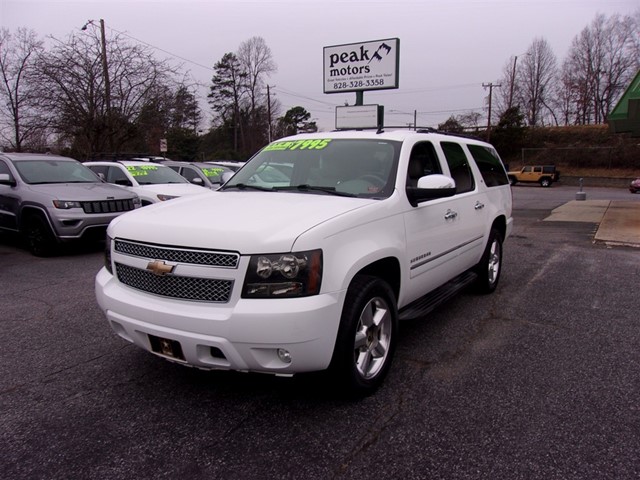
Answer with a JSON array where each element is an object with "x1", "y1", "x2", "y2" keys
[
  {"x1": 329, "y1": 275, "x2": 398, "y2": 396},
  {"x1": 23, "y1": 213, "x2": 56, "y2": 257},
  {"x1": 473, "y1": 228, "x2": 503, "y2": 294},
  {"x1": 540, "y1": 178, "x2": 551, "y2": 187}
]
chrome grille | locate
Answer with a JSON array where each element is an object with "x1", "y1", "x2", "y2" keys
[
  {"x1": 82, "y1": 199, "x2": 135, "y2": 214},
  {"x1": 115, "y1": 263, "x2": 233, "y2": 302},
  {"x1": 115, "y1": 240, "x2": 239, "y2": 268}
]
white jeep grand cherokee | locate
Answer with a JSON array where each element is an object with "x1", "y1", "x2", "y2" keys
[{"x1": 95, "y1": 129, "x2": 513, "y2": 395}]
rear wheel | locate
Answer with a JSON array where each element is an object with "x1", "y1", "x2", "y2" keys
[
  {"x1": 23, "y1": 214, "x2": 56, "y2": 256},
  {"x1": 473, "y1": 228, "x2": 503, "y2": 294},
  {"x1": 329, "y1": 275, "x2": 398, "y2": 396}
]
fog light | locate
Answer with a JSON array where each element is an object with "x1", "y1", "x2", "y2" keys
[{"x1": 277, "y1": 348, "x2": 292, "y2": 364}]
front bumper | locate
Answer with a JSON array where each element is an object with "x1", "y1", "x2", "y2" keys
[
  {"x1": 95, "y1": 268, "x2": 345, "y2": 374},
  {"x1": 49, "y1": 209, "x2": 132, "y2": 241}
]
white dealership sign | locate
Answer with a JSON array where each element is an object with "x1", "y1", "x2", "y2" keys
[{"x1": 323, "y1": 38, "x2": 400, "y2": 94}]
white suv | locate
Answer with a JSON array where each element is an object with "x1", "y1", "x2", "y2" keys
[
  {"x1": 95, "y1": 130, "x2": 513, "y2": 395},
  {"x1": 85, "y1": 160, "x2": 209, "y2": 205}
]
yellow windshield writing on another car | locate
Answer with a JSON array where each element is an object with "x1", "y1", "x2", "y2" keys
[
  {"x1": 202, "y1": 167, "x2": 224, "y2": 177},
  {"x1": 126, "y1": 165, "x2": 158, "y2": 176},
  {"x1": 264, "y1": 139, "x2": 332, "y2": 151}
]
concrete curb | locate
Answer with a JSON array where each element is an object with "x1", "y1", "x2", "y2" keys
[{"x1": 544, "y1": 200, "x2": 640, "y2": 247}]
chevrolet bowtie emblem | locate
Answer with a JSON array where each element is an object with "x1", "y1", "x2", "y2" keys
[{"x1": 146, "y1": 260, "x2": 175, "y2": 276}]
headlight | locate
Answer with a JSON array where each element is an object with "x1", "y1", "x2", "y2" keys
[
  {"x1": 104, "y1": 235, "x2": 113, "y2": 274},
  {"x1": 157, "y1": 194, "x2": 179, "y2": 201},
  {"x1": 53, "y1": 200, "x2": 82, "y2": 209},
  {"x1": 242, "y1": 249, "x2": 322, "y2": 298}
]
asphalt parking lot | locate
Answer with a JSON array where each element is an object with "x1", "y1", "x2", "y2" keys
[{"x1": 1, "y1": 185, "x2": 639, "y2": 479}]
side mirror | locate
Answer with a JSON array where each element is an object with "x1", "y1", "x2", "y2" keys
[
  {"x1": 0, "y1": 173, "x2": 16, "y2": 186},
  {"x1": 406, "y1": 174, "x2": 456, "y2": 207},
  {"x1": 115, "y1": 179, "x2": 133, "y2": 187}
]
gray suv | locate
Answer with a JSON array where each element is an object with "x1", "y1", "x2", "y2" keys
[{"x1": 0, "y1": 152, "x2": 140, "y2": 256}]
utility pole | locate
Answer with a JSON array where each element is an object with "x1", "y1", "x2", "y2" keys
[
  {"x1": 508, "y1": 56, "x2": 518, "y2": 111},
  {"x1": 267, "y1": 85, "x2": 273, "y2": 143},
  {"x1": 82, "y1": 18, "x2": 112, "y2": 150},
  {"x1": 99, "y1": 19, "x2": 111, "y2": 114},
  {"x1": 482, "y1": 82, "x2": 501, "y2": 141}
]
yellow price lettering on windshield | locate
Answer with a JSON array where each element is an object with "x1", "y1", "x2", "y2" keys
[{"x1": 264, "y1": 139, "x2": 331, "y2": 151}]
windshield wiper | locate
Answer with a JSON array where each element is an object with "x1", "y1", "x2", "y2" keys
[
  {"x1": 222, "y1": 183, "x2": 273, "y2": 192},
  {"x1": 273, "y1": 184, "x2": 357, "y2": 197}
]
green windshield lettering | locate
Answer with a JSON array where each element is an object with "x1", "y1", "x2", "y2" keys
[
  {"x1": 264, "y1": 139, "x2": 331, "y2": 151},
  {"x1": 126, "y1": 165, "x2": 158, "y2": 176},
  {"x1": 202, "y1": 167, "x2": 224, "y2": 177}
]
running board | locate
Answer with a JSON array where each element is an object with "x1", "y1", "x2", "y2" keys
[{"x1": 398, "y1": 271, "x2": 478, "y2": 321}]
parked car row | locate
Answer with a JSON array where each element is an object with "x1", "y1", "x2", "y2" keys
[
  {"x1": 0, "y1": 153, "x2": 141, "y2": 256},
  {"x1": 84, "y1": 160, "x2": 210, "y2": 205},
  {"x1": 0, "y1": 154, "x2": 244, "y2": 256}
]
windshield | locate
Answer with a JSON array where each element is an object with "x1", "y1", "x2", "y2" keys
[
  {"x1": 223, "y1": 138, "x2": 400, "y2": 198},
  {"x1": 14, "y1": 159, "x2": 101, "y2": 184},
  {"x1": 126, "y1": 164, "x2": 189, "y2": 185}
]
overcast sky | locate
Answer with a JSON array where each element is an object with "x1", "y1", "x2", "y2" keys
[{"x1": 2, "y1": 0, "x2": 639, "y2": 131}]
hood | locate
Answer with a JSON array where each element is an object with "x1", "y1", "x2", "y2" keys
[
  {"x1": 109, "y1": 190, "x2": 373, "y2": 253},
  {"x1": 28, "y1": 182, "x2": 135, "y2": 200},
  {"x1": 136, "y1": 183, "x2": 209, "y2": 195}
]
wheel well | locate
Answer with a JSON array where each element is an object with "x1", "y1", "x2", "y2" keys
[
  {"x1": 356, "y1": 257, "x2": 401, "y2": 302},
  {"x1": 19, "y1": 206, "x2": 49, "y2": 230},
  {"x1": 492, "y1": 216, "x2": 507, "y2": 240}
]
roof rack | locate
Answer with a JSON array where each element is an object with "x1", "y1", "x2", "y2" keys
[{"x1": 339, "y1": 124, "x2": 485, "y2": 141}]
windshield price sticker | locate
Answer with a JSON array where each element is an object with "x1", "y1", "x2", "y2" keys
[
  {"x1": 126, "y1": 165, "x2": 158, "y2": 176},
  {"x1": 264, "y1": 139, "x2": 332, "y2": 151},
  {"x1": 202, "y1": 167, "x2": 224, "y2": 177}
]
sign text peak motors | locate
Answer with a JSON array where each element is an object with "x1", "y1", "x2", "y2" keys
[{"x1": 323, "y1": 38, "x2": 400, "y2": 94}]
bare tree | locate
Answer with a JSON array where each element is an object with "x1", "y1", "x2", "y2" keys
[
  {"x1": 35, "y1": 28, "x2": 179, "y2": 158},
  {"x1": 517, "y1": 37, "x2": 557, "y2": 126},
  {"x1": 562, "y1": 12, "x2": 639, "y2": 125},
  {"x1": 0, "y1": 28, "x2": 47, "y2": 151},
  {"x1": 237, "y1": 37, "x2": 277, "y2": 151}
]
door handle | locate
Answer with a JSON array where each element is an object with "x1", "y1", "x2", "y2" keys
[
  {"x1": 475, "y1": 201, "x2": 485, "y2": 210},
  {"x1": 444, "y1": 209, "x2": 458, "y2": 220}
]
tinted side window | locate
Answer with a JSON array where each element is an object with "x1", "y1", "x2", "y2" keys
[
  {"x1": 0, "y1": 160, "x2": 11, "y2": 177},
  {"x1": 441, "y1": 142, "x2": 475, "y2": 193},
  {"x1": 107, "y1": 166, "x2": 130, "y2": 184},
  {"x1": 467, "y1": 145, "x2": 509, "y2": 187},
  {"x1": 180, "y1": 167, "x2": 200, "y2": 183},
  {"x1": 88, "y1": 165, "x2": 109, "y2": 178},
  {"x1": 406, "y1": 141, "x2": 442, "y2": 187}
]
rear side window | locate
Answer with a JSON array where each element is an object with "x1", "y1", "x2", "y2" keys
[
  {"x1": 440, "y1": 142, "x2": 475, "y2": 193},
  {"x1": 467, "y1": 145, "x2": 509, "y2": 187},
  {"x1": 0, "y1": 160, "x2": 11, "y2": 177}
]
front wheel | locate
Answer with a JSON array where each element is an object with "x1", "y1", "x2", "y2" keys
[
  {"x1": 473, "y1": 229, "x2": 503, "y2": 294},
  {"x1": 540, "y1": 178, "x2": 552, "y2": 187},
  {"x1": 329, "y1": 275, "x2": 398, "y2": 396},
  {"x1": 23, "y1": 214, "x2": 56, "y2": 256}
]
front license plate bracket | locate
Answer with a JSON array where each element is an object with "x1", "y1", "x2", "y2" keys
[{"x1": 148, "y1": 334, "x2": 185, "y2": 361}]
